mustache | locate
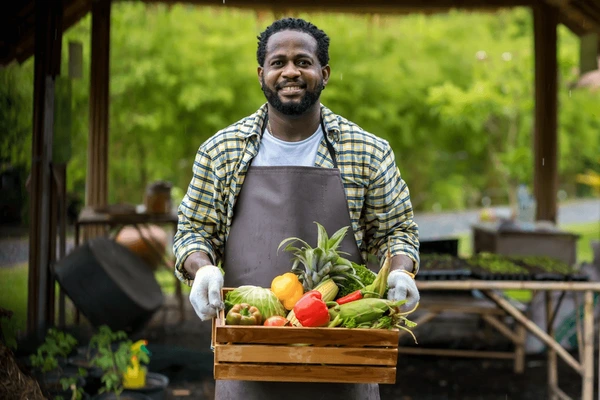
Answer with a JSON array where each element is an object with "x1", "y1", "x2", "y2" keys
[{"x1": 275, "y1": 81, "x2": 306, "y2": 90}]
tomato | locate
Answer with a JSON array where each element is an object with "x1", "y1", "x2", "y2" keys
[{"x1": 263, "y1": 316, "x2": 290, "y2": 326}]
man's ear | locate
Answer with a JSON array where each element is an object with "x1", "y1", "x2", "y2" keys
[
  {"x1": 322, "y1": 65, "x2": 331, "y2": 87},
  {"x1": 257, "y1": 67, "x2": 264, "y2": 86}
]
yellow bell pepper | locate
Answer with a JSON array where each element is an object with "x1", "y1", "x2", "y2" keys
[{"x1": 271, "y1": 272, "x2": 304, "y2": 310}]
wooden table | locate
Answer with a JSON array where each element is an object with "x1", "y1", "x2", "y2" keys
[
  {"x1": 407, "y1": 280, "x2": 600, "y2": 400},
  {"x1": 74, "y1": 206, "x2": 178, "y2": 246}
]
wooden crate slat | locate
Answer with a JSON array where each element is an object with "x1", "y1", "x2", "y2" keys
[
  {"x1": 214, "y1": 363, "x2": 397, "y2": 384},
  {"x1": 215, "y1": 325, "x2": 400, "y2": 346},
  {"x1": 214, "y1": 287, "x2": 402, "y2": 383},
  {"x1": 215, "y1": 344, "x2": 398, "y2": 366}
]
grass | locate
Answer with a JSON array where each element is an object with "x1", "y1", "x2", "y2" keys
[{"x1": 0, "y1": 265, "x2": 29, "y2": 333}]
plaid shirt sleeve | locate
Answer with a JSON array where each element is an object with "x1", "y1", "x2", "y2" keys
[
  {"x1": 362, "y1": 143, "x2": 420, "y2": 273},
  {"x1": 173, "y1": 145, "x2": 225, "y2": 286}
]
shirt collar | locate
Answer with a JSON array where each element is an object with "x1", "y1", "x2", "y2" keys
[{"x1": 237, "y1": 103, "x2": 341, "y2": 142}]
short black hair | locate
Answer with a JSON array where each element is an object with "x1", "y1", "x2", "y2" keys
[{"x1": 257, "y1": 18, "x2": 330, "y2": 67}]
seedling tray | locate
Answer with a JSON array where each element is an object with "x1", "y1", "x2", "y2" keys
[{"x1": 212, "y1": 288, "x2": 400, "y2": 384}]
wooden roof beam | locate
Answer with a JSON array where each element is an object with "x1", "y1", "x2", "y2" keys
[
  {"x1": 0, "y1": 0, "x2": 91, "y2": 65},
  {"x1": 546, "y1": 0, "x2": 600, "y2": 34},
  {"x1": 143, "y1": 0, "x2": 535, "y2": 13}
]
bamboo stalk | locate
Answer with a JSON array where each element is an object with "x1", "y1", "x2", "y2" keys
[
  {"x1": 574, "y1": 294, "x2": 584, "y2": 364},
  {"x1": 417, "y1": 281, "x2": 600, "y2": 292},
  {"x1": 549, "y1": 384, "x2": 573, "y2": 400},
  {"x1": 483, "y1": 290, "x2": 582, "y2": 374},
  {"x1": 481, "y1": 314, "x2": 521, "y2": 343},
  {"x1": 514, "y1": 324, "x2": 527, "y2": 374},
  {"x1": 582, "y1": 291, "x2": 594, "y2": 400},
  {"x1": 546, "y1": 291, "x2": 558, "y2": 400}
]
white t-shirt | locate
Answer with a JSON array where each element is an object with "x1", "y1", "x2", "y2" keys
[{"x1": 252, "y1": 125, "x2": 322, "y2": 167}]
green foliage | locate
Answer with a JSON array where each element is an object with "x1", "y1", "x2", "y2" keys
[
  {"x1": 29, "y1": 328, "x2": 87, "y2": 400},
  {"x1": 89, "y1": 325, "x2": 128, "y2": 396},
  {"x1": 0, "y1": 61, "x2": 33, "y2": 167},
  {"x1": 30, "y1": 328, "x2": 78, "y2": 373},
  {"x1": 0, "y1": 309, "x2": 19, "y2": 350},
  {"x1": 337, "y1": 263, "x2": 376, "y2": 297},
  {"x1": 2, "y1": 5, "x2": 599, "y2": 213},
  {"x1": 89, "y1": 325, "x2": 150, "y2": 397}
]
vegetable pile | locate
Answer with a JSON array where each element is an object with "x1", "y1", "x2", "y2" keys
[{"x1": 222, "y1": 222, "x2": 417, "y2": 342}]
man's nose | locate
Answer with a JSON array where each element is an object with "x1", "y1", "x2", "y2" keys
[{"x1": 281, "y1": 62, "x2": 300, "y2": 78}]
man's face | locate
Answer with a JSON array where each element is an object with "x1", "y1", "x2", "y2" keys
[{"x1": 258, "y1": 30, "x2": 330, "y2": 116}]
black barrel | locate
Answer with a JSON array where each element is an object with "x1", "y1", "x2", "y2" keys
[{"x1": 54, "y1": 237, "x2": 164, "y2": 332}]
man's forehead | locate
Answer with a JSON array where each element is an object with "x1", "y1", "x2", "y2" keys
[{"x1": 265, "y1": 30, "x2": 318, "y2": 58}]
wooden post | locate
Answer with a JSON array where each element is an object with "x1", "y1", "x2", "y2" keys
[
  {"x1": 533, "y1": 4, "x2": 558, "y2": 223},
  {"x1": 54, "y1": 164, "x2": 67, "y2": 328},
  {"x1": 86, "y1": 0, "x2": 111, "y2": 233},
  {"x1": 582, "y1": 291, "x2": 594, "y2": 400},
  {"x1": 28, "y1": 0, "x2": 63, "y2": 337},
  {"x1": 514, "y1": 323, "x2": 526, "y2": 374},
  {"x1": 546, "y1": 291, "x2": 558, "y2": 400}
]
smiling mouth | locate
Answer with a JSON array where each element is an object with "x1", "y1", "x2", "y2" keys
[
  {"x1": 278, "y1": 86, "x2": 305, "y2": 97},
  {"x1": 281, "y1": 86, "x2": 302, "y2": 92}
]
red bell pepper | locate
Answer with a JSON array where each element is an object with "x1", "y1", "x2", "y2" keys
[{"x1": 293, "y1": 290, "x2": 330, "y2": 327}]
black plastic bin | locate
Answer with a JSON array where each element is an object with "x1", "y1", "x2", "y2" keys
[{"x1": 54, "y1": 237, "x2": 164, "y2": 332}]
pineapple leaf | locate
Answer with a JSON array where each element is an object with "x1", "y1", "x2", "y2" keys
[
  {"x1": 315, "y1": 222, "x2": 326, "y2": 249},
  {"x1": 278, "y1": 237, "x2": 310, "y2": 253},
  {"x1": 327, "y1": 226, "x2": 349, "y2": 251}
]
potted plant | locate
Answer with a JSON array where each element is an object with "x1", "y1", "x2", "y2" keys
[
  {"x1": 89, "y1": 326, "x2": 167, "y2": 400},
  {"x1": 29, "y1": 328, "x2": 88, "y2": 400}
]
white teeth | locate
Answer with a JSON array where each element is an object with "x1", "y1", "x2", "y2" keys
[{"x1": 282, "y1": 86, "x2": 301, "y2": 92}]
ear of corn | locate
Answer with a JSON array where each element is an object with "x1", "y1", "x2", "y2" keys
[
  {"x1": 328, "y1": 298, "x2": 405, "y2": 327},
  {"x1": 286, "y1": 278, "x2": 339, "y2": 326}
]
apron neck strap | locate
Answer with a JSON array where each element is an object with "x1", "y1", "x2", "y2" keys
[{"x1": 261, "y1": 114, "x2": 338, "y2": 168}]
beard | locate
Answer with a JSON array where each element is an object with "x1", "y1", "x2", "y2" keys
[{"x1": 261, "y1": 77, "x2": 324, "y2": 116}]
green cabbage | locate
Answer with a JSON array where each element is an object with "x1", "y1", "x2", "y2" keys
[{"x1": 224, "y1": 285, "x2": 287, "y2": 320}]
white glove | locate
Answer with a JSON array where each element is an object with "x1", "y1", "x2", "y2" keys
[
  {"x1": 189, "y1": 265, "x2": 224, "y2": 321},
  {"x1": 387, "y1": 270, "x2": 420, "y2": 312}
]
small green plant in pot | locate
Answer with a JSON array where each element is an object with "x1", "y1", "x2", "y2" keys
[
  {"x1": 30, "y1": 328, "x2": 87, "y2": 400},
  {"x1": 88, "y1": 326, "x2": 130, "y2": 398},
  {"x1": 89, "y1": 326, "x2": 153, "y2": 400}
]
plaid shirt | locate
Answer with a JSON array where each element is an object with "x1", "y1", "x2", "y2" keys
[{"x1": 174, "y1": 104, "x2": 419, "y2": 285}]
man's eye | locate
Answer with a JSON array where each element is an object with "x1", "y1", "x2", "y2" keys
[
  {"x1": 272, "y1": 61, "x2": 283, "y2": 67},
  {"x1": 297, "y1": 60, "x2": 309, "y2": 66}
]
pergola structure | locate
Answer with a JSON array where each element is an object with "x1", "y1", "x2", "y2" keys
[{"x1": 1, "y1": 0, "x2": 600, "y2": 336}]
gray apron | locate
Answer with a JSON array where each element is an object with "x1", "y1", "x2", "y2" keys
[{"x1": 217, "y1": 124, "x2": 380, "y2": 400}]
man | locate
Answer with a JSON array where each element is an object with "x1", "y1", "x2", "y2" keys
[{"x1": 174, "y1": 17, "x2": 419, "y2": 400}]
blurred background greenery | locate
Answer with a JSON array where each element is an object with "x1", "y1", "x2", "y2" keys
[{"x1": 1, "y1": 4, "x2": 599, "y2": 221}]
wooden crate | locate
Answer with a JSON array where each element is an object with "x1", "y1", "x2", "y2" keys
[{"x1": 212, "y1": 288, "x2": 400, "y2": 384}]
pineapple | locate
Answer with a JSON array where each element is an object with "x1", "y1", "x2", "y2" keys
[{"x1": 278, "y1": 222, "x2": 364, "y2": 291}]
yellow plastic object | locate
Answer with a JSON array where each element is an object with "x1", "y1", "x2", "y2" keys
[
  {"x1": 131, "y1": 339, "x2": 148, "y2": 353},
  {"x1": 123, "y1": 340, "x2": 151, "y2": 389},
  {"x1": 271, "y1": 272, "x2": 304, "y2": 310},
  {"x1": 123, "y1": 356, "x2": 147, "y2": 389}
]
